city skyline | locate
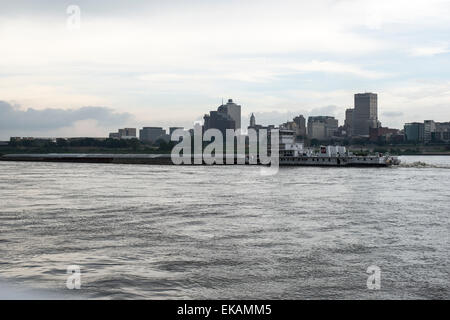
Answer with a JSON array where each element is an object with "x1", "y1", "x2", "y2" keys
[
  {"x1": 1, "y1": 0, "x2": 450, "y2": 139},
  {"x1": 3, "y1": 92, "x2": 450, "y2": 142}
]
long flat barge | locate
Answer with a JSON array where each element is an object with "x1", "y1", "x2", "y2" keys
[
  {"x1": 0, "y1": 152, "x2": 399, "y2": 167},
  {"x1": 0, "y1": 154, "x2": 175, "y2": 165}
]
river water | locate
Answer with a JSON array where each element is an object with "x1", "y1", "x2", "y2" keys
[{"x1": 0, "y1": 156, "x2": 448, "y2": 299}]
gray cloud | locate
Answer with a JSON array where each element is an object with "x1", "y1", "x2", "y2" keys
[
  {"x1": 382, "y1": 111, "x2": 404, "y2": 117},
  {"x1": 309, "y1": 105, "x2": 338, "y2": 117},
  {"x1": 0, "y1": 101, "x2": 132, "y2": 131}
]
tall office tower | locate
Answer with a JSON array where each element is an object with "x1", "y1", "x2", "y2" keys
[
  {"x1": 293, "y1": 115, "x2": 307, "y2": 138},
  {"x1": 353, "y1": 93, "x2": 378, "y2": 136},
  {"x1": 203, "y1": 98, "x2": 241, "y2": 135},
  {"x1": 220, "y1": 99, "x2": 241, "y2": 131},
  {"x1": 249, "y1": 113, "x2": 256, "y2": 128},
  {"x1": 344, "y1": 108, "x2": 354, "y2": 136}
]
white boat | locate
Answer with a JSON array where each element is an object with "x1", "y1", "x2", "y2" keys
[{"x1": 277, "y1": 129, "x2": 400, "y2": 167}]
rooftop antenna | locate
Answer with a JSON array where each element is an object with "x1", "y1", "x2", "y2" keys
[{"x1": 222, "y1": 98, "x2": 223, "y2": 105}]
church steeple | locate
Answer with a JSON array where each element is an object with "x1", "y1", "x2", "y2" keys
[{"x1": 250, "y1": 113, "x2": 256, "y2": 127}]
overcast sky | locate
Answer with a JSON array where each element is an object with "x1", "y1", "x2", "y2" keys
[{"x1": 1, "y1": 0, "x2": 450, "y2": 139}]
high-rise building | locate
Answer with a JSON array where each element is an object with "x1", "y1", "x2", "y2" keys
[
  {"x1": 307, "y1": 116, "x2": 338, "y2": 140},
  {"x1": 249, "y1": 113, "x2": 256, "y2": 128},
  {"x1": 203, "y1": 98, "x2": 241, "y2": 135},
  {"x1": 219, "y1": 99, "x2": 241, "y2": 131},
  {"x1": 325, "y1": 118, "x2": 339, "y2": 138},
  {"x1": 203, "y1": 111, "x2": 235, "y2": 136},
  {"x1": 308, "y1": 121, "x2": 326, "y2": 140},
  {"x1": 293, "y1": 115, "x2": 307, "y2": 138},
  {"x1": 404, "y1": 122, "x2": 424, "y2": 142},
  {"x1": 353, "y1": 93, "x2": 378, "y2": 136},
  {"x1": 344, "y1": 108, "x2": 354, "y2": 136}
]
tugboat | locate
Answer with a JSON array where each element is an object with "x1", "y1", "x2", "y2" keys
[{"x1": 278, "y1": 129, "x2": 400, "y2": 167}]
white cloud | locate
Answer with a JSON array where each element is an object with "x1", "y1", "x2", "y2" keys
[
  {"x1": 0, "y1": 0, "x2": 449, "y2": 135},
  {"x1": 377, "y1": 80, "x2": 450, "y2": 127},
  {"x1": 289, "y1": 60, "x2": 391, "y2": 79},
  {"x1": 410, "y1": 45, "x2": 450, "y2": 57},
  {"x1": 136, "y1": 59, "x2": 388, "y2": 88}
]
